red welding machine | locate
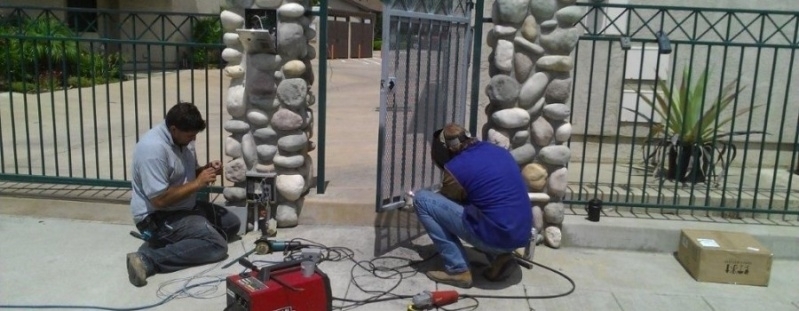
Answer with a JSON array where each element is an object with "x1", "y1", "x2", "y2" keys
[{"x1": 226, "y1": 259, "x2": 332, "y2": 311}]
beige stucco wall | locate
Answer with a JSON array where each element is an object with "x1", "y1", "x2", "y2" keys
[{"x1": 1, "y1": 1, "x2": 226, "y2": 68}]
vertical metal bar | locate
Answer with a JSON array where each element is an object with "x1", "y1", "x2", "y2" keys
[
  {"x1": 34, "y1": 37, "x2": 45, "y2": 176},
  {"x1": 404, "y1": 19, "x2": 422, "y2": 194},
  {"x1": 468, "y1": 0, "x2": 484, "y2": 135},
  {"x1": 0, "y1": 38, "x2": 6, "y2": 174},
  {"x1": 425, "y1": 22, "x2": 452, "y2": 188},
  {"x1": 47, "y1": 29, "x2": 59, "y2": 177},
  {"x1": 569, "y1": 43, "x2": 581, "y2": 206},
  {"x1": 737, "y1": 14, "x2": 766, "y2": 217},
  {"x1": 409, "y1": 20, "x2": 425, "y2": 191},
  {"x1": 118, "y1": 28, "x2": 128, "y2": 180},
  {"x1": 388, "y1": 17, "x2": 403, "y2": 204},
  {"x1": 90, "y1": 40, "x2": 100, "y2": 178},
  {"x1": 656, "y1": 42, "x2": 680, "y2": 209},
  {"x1": 444, "y1": 22, "x2": 455, "y2": 122},
  {"x1": 3, "y1": 35, "x2": 16, "y2": 174},
  {"x1": 760, "y1": 47, "x2": 779, "y2": 219},
  {"x1": 62, "y1": 39, "x2": 73, "y2": 177},
  {"x1": 670, "y1": 9, "x2": 693, "y2": 210},
  {"x1": 147, "y1": 44, "x2": 153, "y2": 128},
  {"x1": 695, "y1": 43, "x2": 711, "y2": 215},
  {"x1": 316, "y1": 0, "x2": 328, "y2": 194},
  {"x1": 624, "y1": 45, "x2": 641, "y2": 211},
  {"x1": 580, "y1": 15, "x2": 599, "y2": 200},
  {"x1": 593, "y1": 41, "x2": 613, "y2": 201},
  {"x1": 375, "y1": 7, "x2": 390, "y2": 209},
  {"x1": 104, "y1": 41, "x2": 114, "y2": 179},
  {"x1": 779, "y1": 16, "x2": 798, "y2": 221},
  {"x1": 218, "y1": 64, "x2": 225, "y2": 187},
  {"x1": 707, "y1": 12, "x2": 731, "y2": 209},
  {"x1": 162, "y1": 15, "x2": 167, "y2": 116},
  {"x1": 133, "y1": 15, "x2": 141, "y2": 143},
  {"x1": 22, "y1": 39, "x2": 32, "y2": 175},
  {"x1": 729, "y1": 44, "x2": 746, "y2": 211},
  {"x1": 394, "y1": 17, "x2": 413, "y2": 200},
  {"x1": 719, "y1": 11, "x2": 739, "y2": 208},
  {"x1": 77, "y1": 42, "x2": 87, "y2": 178},
  {"x1": 688, "y1": 10, "x2": 706, "y2": 215}
]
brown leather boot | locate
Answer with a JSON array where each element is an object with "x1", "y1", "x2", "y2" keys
[
  {"x1": 425, "y1": 270, "x2": 473, "y2": 288},
  {"x1": 482, "y1": 253, "x2": 516, "y2": 281}
]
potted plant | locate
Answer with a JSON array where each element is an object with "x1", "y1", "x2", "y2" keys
[{"x1": 625, "y1": 67, "x2": 764, "y2": 184}]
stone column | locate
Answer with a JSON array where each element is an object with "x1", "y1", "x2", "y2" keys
[
  {"x1": 484, "y1": 0, "x2": 582, "y2": 248},
  {"x1": 219, "y1": 0, "x2": 317, "y2": 230}
]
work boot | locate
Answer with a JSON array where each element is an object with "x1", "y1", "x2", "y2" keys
[
  {"x1": 425, "y1": 270, "x2": 473, "y2": 289},
  {"x1": 482, "y1": 253, "x2": 516, "y2": 282},
  {"x1": 127, "y1": 252, "x2": 149, "y2": 287}
]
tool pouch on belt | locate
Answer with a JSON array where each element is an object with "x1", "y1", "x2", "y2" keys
[
  {"x1": 135, "y1": 215, "x2": 160, "y2": 241},
  {"x1": 135, "y1": 209, "x2": 199, "y2": 243}
]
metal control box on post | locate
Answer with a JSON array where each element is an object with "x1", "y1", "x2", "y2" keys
[{"x1": 245, "y1": 172, "x2": 276, "y2": 236}]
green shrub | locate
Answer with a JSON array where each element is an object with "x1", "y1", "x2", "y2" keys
[
  {"x1": 373, "y1": 40, "x2": 381, "y2": 51},
  {"x1": 0, "y1": 15, "x2": 126, "y2": 93},
  {"x1": 190, "y1": 17, "x2": 223, "y2": 68}
]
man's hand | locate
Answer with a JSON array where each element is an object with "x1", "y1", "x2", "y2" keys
[
  {"x1": 203, "y1": 160, "x2": 223, "y2": 175},
  {"x1": 195, "y1": 167, "x2": 217, "y2": 186}
]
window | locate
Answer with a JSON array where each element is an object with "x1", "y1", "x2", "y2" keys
[{"x1": 67, "y1": 0, "x2": 98, "y2": 32}]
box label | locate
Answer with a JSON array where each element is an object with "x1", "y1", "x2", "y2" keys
[{"x1": 697, "y1": 238, "x2": 720, "y2": 248}]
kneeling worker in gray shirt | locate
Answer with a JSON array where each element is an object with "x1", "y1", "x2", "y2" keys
[{"x1": 127, "y1": 102, "x2": 241, "y2": 287}]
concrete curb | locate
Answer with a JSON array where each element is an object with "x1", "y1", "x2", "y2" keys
[
  {"x1": 561, "y1": 215, "x2": 799, "y2": 259},
  {"x1": 2, "y1": 195, "x2": 796, "y2": 259}
]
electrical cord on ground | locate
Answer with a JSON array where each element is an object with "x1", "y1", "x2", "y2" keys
[
  {"x1": 280, "y1": 238, "x2": 575, "y2": 310},
  {"x1": 0, "y1": 235, "x2": 238, "y2": 310},
  {"x1": 0, "y1": 279, "x2": 221, "y2": 310},
  {"x1": 1, "y1": 237, "x2": 576, "y2": 310}
]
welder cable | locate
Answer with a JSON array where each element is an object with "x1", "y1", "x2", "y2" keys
[
  {"x1": 323, "y1": 245, "x2": 574, "y2": 307},
  {"x1": 0, "y1": 279, "x2": 220, "y2": 310},
  {"x1": 0, "y1": 252, "x2": 233, "y2": 310}
]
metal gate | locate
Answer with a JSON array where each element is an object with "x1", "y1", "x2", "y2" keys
[{"x1": 376, "y1": 0, "x2": 473, "y2": 211}]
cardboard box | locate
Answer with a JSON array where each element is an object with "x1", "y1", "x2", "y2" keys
[{"x1": 676, "y1": 229, "x2": 773, "y2": 286}]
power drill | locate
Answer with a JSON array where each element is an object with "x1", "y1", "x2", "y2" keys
[{"x1": 407, "y1": 290, "x2": 459, "y2": 310}]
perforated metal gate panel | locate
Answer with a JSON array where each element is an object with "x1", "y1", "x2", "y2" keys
[{"x1": 376, "y1": 0, "x2": 473, "y2": 211}]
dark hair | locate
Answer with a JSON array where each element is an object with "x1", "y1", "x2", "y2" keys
[{"x1": 165, "y1": 102, "x2": 206, "y2": 132}]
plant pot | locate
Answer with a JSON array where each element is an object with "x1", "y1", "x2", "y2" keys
[{"x1": 667, "y1": 144, "x2": 710, "y2": 183}]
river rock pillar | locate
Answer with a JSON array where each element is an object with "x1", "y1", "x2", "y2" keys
[
  {"x1": 484, "y1": 0, "x2": 582, "y2": 248},
  {"x1": 220, "y1": 1, "x2": 316, "y2": 230}
]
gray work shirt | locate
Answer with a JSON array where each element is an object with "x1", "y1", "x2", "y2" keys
[{"x1": 130, "y1": 122, "x2": 198, "y2": 223}]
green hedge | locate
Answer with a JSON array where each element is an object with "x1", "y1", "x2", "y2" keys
[{"x1": 0, "y1": 15, "x2": 125, "y2": 93}]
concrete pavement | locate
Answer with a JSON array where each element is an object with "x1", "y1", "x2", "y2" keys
[{"x1": 1, "y1": 212, "x2": 798, "y2": 311}]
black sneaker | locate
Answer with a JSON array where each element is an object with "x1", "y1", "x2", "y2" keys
[{"x1": 127, "y1": 252, "x2": 149, "y2": 287}]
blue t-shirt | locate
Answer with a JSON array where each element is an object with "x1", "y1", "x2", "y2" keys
[
  {"x1": 445, "y1": 141, "x2": 532, "y2": 249},
  {"x1": 130, "y1": 122, "x2": 198, "y2": 223}
]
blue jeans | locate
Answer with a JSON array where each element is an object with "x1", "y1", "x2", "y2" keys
[
  {"x1": 413, "y1": 190, "x2": 514, "y2": 274},
  {"x1": 136, "y1": 201, "x2": 241, "y2": 274}
]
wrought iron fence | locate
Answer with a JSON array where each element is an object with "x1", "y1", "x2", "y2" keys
[
  {"x1": 0, "y1": 6, "x2": 227, "y2": 190},
  {"x1": 562, "y1": 3, "x2": 799, "y2": 221}
]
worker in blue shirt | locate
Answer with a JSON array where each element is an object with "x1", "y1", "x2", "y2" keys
[
  {"x1": 126, "y1": 102, "x2": 240, "y2": 287},
  {"x1": 413, "y1": 123, "x2": 532, "y2": 288}
]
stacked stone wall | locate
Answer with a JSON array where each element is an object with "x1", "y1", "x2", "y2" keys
[
  {"x1": 219, "y1": 0, "x2": 317, "y2": 229},
  {"x1": 484, "y1": 0, "x2": 583, "y2": 248}
]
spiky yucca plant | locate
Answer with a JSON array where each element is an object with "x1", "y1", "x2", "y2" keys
[{"x1": 626, "y1": 67, "x2": 764, "y2": 184}]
